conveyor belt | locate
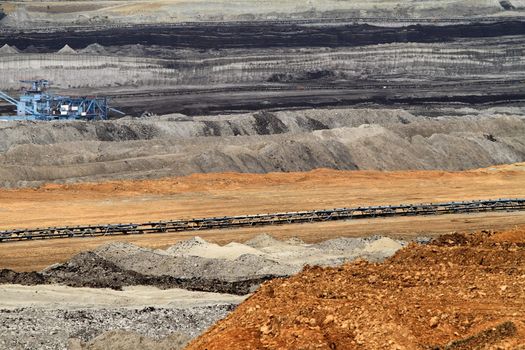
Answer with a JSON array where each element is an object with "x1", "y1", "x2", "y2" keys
[{"x1": 0, "y1": 198, "x2": 524, "y2": 243}]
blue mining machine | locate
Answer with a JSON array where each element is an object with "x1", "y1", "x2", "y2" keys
[{"x1": 0, "y1": 80, "x2": 124, "y2": 121}]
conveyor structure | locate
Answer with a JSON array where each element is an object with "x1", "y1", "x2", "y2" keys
[{"x1": 0, "y1": 198, "x2": 524, "y2": 243}]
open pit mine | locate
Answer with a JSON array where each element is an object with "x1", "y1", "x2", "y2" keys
[{"x1": 1, "y1": 1, "x2": 525, "y2": 349}]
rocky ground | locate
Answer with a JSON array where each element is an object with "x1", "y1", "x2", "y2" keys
[
  {"x1": 0, "y1": 4, "x2": 524, "y2": 188},
  {"x1": 1, "y1": 2, "x2": 524, "y2": 349},
  {"x1": 1, "y1": 229, "x2": 524, "y2": 349},
  {"x1": 0, "y1": 305, "x2": 227, "y2": 350},
  {"x1": 0, "y1": 234, "x2": 409, "y2": 349},
  {"x1": 187, "y1": 228, "x2": 525, "y2": 349}
]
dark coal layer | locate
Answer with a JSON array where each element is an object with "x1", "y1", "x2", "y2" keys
[
  {"x1": 2, "y1": 21, "x2": 525, "y2": 51},
  {"x1": 117, "y1": 91, "x2": 525, "y2": 117}
]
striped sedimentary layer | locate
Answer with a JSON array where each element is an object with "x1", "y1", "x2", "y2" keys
[{"x1": 0, "y1": 35, "x2": 524, "y2": 88}]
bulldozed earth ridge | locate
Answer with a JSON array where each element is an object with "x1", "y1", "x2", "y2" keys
[
  {"x1": 0, "y1": 234, "x2": 407, "y2": 295},
  {"x1": 186, "y1": 228, "x2": 525, "y2": 349},
  {"x1": 0, "y1": 108, "x2": 525, "y2": 186}
]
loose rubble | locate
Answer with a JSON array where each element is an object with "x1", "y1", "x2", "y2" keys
[
  {"x1": 187, "y1": 229, "x2": 525, "y2": 349},
  {"x1": 0, "y1": 234, "x2": 409, "y2": 349},
  {"x1": 0, "y1": 306, "x2": 230, "y2": 350}
]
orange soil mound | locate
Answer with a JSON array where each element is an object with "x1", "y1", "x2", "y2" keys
[
  {"x1": 187, "y1": 230, "x2": 525, "y2": 349},
  {"x1": 489, "y1": 226, "x2": 525, "y2": 243},
  {"x1": 18, "y1": 162, "x2": 525, "y2": 196}
]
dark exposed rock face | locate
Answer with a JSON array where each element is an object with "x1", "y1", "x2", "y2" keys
[
  {"x1": 500, "y1": 1, "x2": 516, "y2": 10},
  {"x1": 3, "y1": 21, "x2": 525, "y2": 51}
]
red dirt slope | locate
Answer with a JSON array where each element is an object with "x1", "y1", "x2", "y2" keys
[{"x1": 187, "y1": 229, "x2": 525, "y2": 349}]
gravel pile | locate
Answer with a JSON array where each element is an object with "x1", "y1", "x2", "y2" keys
[
  {"x1": 0, "y1": 305, "x2": 232, "y2": 350},
  {"x1": 0, "y1": 234, "x2": 410, "y2": 295},
  {"x1": 35, "y1": 235, "x2": 407, "y2": 294},
  {"x1": 0, "y1": 234, "x2": 413, "y2": 349},
  {"x1": 244, "y1": 233, "x2": 287, "y2": 248},
  {"x1": 71, "y1": 330, "x2": 191, "y2": 350},
  {"x1": 166, "y1": 237, "x2": 263, "y2": 260},
  {"x1": 92, "y1": 241, "x2": 297, "y2": 280}
]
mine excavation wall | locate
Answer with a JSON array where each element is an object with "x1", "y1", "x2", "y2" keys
[
  {"x1": 0, "y1": 54, "x2": 174, "y2": 89},
  {"x1": 0, "y1": 109, "x2": 524, "y2": 186},
  {"x1": 0, "y1": 38, "x2": 524, "y2": 90},
  {"x1": 0, "y1": 0, "x2": 514, "y2": 27}
]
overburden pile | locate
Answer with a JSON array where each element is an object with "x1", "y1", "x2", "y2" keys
[
  {"x1": 0, "y1": 235, "x2": 406, "y2": 295},
  {"x1": 0, "y1": 108, "x2": 524, "y2": 187},
  {"x1": 187, "y1": 229, "x2": 525, "y2": 349}
]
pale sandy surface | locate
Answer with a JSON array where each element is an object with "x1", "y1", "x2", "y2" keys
[
  {"x1": 2, "y1": 0, "x2": 517, "y2": 25},
  {"x1": 0, "y1": 284, "x2": 245, "y2": 309}
]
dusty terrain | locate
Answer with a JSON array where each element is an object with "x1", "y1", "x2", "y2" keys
[
  {"x1": 0, "y1": 284, "x2": 245, "y2": 309},
  {"x1": 2, "y1": 4, "x2": 525, "y2": 117},
  {"x1": 2, "y1": 163, "x2": 525, "y2": 228},
  {"x1": 0, "y1": 234, "x2": 408, "y2": 349},
  {"x1": 1, "y1": 3, "x2": 524, "y2": 185},
  {"x1": 187, "y1": 228, "x2": 525, "y2": 349},
  {"x1": 1, "y1": 227, "x2": 524, "y2": 349},
  {"x1": 0, "y1": 2, "x2": 524, "y2": 349},
  {"x1": 0, "y1": 108, "x2": 524, "y2": 186},
  {"x1": 1, "y1": 164, "x2": 524, "y2": 271},
  {"x1": 2, "y1": 0, "x2": 524, "y2": 27},
  {"x1": 0, "y1": 303, "x2": 229, "y2": 350},
  {"x1": 1, "y1": 34, "x2": 524, "y2": 116},
  {"x1": 0, "y1": 235, "x2": 408, "y2": 293}
]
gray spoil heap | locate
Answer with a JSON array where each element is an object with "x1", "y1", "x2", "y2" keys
[
  {"x1": 0, "y1": 107, "x2": 524, "y2": 187},
  {"x1": 1, "y1": 234, "x2": 409, "y2": 294}
]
